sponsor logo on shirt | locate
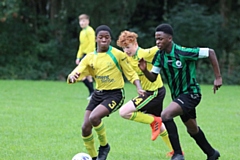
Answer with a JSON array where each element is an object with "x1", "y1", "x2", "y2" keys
[{"x1": 95, "y1": 75, "x2": 114, "y2": 83}]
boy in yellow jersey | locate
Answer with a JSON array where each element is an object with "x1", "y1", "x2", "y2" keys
[
  {"x1": 67, "y1": 25, "x2": 147, "y2": 160},
  {"x1": 76, "y1": 14, "x2": 95, "y2": 100},
  {"x1": 117, "y1": 30, "x2": 174, "y2": 157}
]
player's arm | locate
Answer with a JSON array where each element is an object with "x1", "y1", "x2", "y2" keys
[
  {"x1": 208, "y1": 49, "x2": 222, "y2": 93},
  {"x1": 76, "y1": 32, "x2": 84, "y2": 65},
  {"x1": 198, "y1": 48, "x2": 222, "y2": 93},
  {"x1": 67, "y1": 56, "x2": 89, "y2": 84},
  {"x1": 76, "y1": 47, "x2": 84, "y2": 65},
  {"x1": 133, "y1": 79, "x2": 145, "y2": 96},
  {"x1": 138, "y1": 58, "x2": 158, "y2": 82},
  {"x1": 119, "y1": 55, "x2": 145, "y2": 96}
]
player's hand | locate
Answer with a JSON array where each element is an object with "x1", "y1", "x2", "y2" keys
[
  {"x1": 213, "y1": 76, "x2": 222, "y2": 94},
  {"x1": 138, "y1": 58, "x2": 147, "y2": 71},
  {"x1": 137, "y1": 88, "x2": 146, "y2": 97},
  {"x1": 75, "y1": 59, "x2": 80, "y2": 65},
  {"x1": 68, "y1": 72, "x2": 80, "y2": 83}
]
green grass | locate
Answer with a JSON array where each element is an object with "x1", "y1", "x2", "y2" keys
[{"x1": 0, "y1": 80, "x2": 239, "y2": 160}]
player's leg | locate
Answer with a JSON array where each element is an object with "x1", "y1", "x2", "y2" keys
[
  {"x1": 184, "y1": 118, "x2": 220, "y2": 159},
  {"x1": 91, "y1": 89, "x2": 125, "y2": 160},
  {"x1": 119, "y1": 91, "x2": 162, "y2": 141},
  {"x1": 86, "y1": 75, "x2": 94, "y2": 98},
  {"x1": 161, "y1": 101, "x2": 184, "y2": 160},
  {"x1": 82, "y1": 76, "x2": 94, "y2": 100},
  {"x1": 90, "y1": 104, "x2": 110, "y2": 160},
  {"x1": 119, "y1": 100, "x2": 155, "y2": 123},
  {"x1": 81, "y1": 110, "x2": 98, "y2": 159},
  {"x1": 159, "y1": 123, "x2": 174, "y2": 156}
]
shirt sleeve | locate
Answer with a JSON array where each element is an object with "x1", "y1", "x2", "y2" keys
[
  {"x1": 76, "y1": 31, "x2": 84, "y2": 59},
  {"x1": 141, "y1": 46, "x2": 158, "y2": 63},
  {"x1": 198, "y1": 48, "x2": 209, "y2": 58},
  {"x1": 119, "y1": 53, "x2": 139, "y2": 84},
  {"x1": 67, "y1": 55, "x2": 90, "y2": 83}
]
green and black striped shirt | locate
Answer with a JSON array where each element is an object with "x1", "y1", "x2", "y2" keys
[{"x1": 152, "y1": 43, "x2": 209, "y2": 100}]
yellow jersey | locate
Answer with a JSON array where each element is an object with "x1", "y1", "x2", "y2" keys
[
  {"x1": 77, "y1": 26, "x2": 95, "y2": 59},
  {"x1": 127, "y1": 46, "x2": 163, "y2": 91},
  {"x1": 69, "y1": 46, "x2": 139, "y2": 90}
]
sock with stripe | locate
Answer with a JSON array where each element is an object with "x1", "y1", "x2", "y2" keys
[
  {"x1": 82, "y1": 133, "x2": 98, "y2": 158},
  {"x1": 94, "y1": 121, "x2": 108, "y2": 146},
  {"x1": 129, "y1": 111, "x2": 154, "y2": 124},
  {"x1": 160, "y1": 129, "x2": 173, "y2": 151}
]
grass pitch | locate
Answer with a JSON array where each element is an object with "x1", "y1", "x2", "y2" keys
[{"x1": 0, "y1": 80, "x2": 239, "y2": 160}]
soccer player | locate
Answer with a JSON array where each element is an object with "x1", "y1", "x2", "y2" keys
[
  {"x1": 138, "y1": 23, "x2": 222, "y2": 160},
  {"x1": 67, "y1": 25, "x2": 146, "y2": 160},
  {"x1": 76, "y1": 14, "x2": 95, "y2": 100},
  {"x1": 117, "y1": 30, "x2": 174, "y2": 156}
]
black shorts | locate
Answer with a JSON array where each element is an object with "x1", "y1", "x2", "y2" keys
[
  {"x1": 131, "y1": 86, "x2": 166, "y2": 116},
  {"x1": 174, "y1": 93, "x2": 201, "y2": 122},
  {"x1": 86, "y1": 89, "x2": 125, "y2": 113}
]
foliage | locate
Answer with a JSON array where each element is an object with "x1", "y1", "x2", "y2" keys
[
  {"x1": 0, "y1": 0, "x2": 239, "y2": 84},
  {"x1": 165, "y1": 1, "x2": 240, "y2": 84}
]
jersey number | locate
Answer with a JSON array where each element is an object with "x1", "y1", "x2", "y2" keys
[
  {"x1": 134, "y1": 98, "x2": 143, "y2": 105},
  {"x1": 108, "y1": 100, "x2": 117, "y2": 109}
]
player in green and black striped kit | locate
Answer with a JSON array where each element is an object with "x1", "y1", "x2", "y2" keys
[{"x1": 139, "y1": 24, "x2": 222, "y2": 160}]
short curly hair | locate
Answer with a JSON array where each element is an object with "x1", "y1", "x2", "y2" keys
[
  {"x1": 117, "y1": 30, "x2": 138, "y2": 47},
  {"x1": 155, "y1": 23, "x2": 173, "y2": 36}
]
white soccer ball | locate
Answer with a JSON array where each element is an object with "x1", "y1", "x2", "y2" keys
[{"x1": 72, "y1": 152, "x2": 92, "y2": 160}]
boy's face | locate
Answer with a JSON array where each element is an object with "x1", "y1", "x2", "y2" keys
[
  {"x1": 96, "y1": 31, "x2": 111, "y2": 51},
  {"x1": 155, "y1": 31, "x2": 172, "y2": 50},
  {"x1": 79, "y1": 18, "x2": 89, "y2": 29},
  {"x1": 122, "y1": 43, "x2": 137, "y2": 57}
]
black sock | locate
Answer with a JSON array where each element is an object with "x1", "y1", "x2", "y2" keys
[
  {"x1": 82, "y1": 79, "x2": 94, "y2": 95},
  {"x1": 88, "y1": 81, "x2": 94, "y2": 94},
  {"x1": 190, "y1": 127, "x2": 215, "y2": 156},
  {"x1": 92, "y1": 157, "x2": 97, "y2": 160},
  {"x1": 163, "y1": 119, "x2": 182, "y2": 155}
]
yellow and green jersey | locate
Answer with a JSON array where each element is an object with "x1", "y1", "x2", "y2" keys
[
  {"x1": 77, "y1": 26, "x2": 95, "y2": 59},
  {"x1": 69, "y1": 46, "x2": 139, "y2": 90},
  {"x1": 127, "y1": 46, "x2": 163, "y2": 91}
]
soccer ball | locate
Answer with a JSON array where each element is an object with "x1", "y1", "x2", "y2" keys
[{"x1": 72, "y1": 152, "x2": 92, "y2": 160}]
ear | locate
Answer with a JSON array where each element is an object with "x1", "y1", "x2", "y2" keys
[{"x1": 168, "y1": 35, "x2": 172, "y2": 42}]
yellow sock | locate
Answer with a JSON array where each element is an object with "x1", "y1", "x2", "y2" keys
[
  {"x1": 160, "y1": 129, "x2": 173, "y2": 151},
  {"x1": 94, "y1": 121, "x2": 107, "y2": 146},
  {"x1": 82, "y1": 133, "x2": 98, "y2": 158},
  {"x1": 129, "y1": 111, "x2": 154, "y2": 124}
]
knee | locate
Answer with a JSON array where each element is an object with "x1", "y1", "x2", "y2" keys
[
  {"x1": 187, "y1": 126, "x2": 199, "y2": 135},
  {"x1": 161, "y1": 110, "x2": 172, "y2": 122},
  {"x1": 89, "y1": 114, "x2": 100, "y2": 126},
  {"x1": 119, "y1": 107, "x2": 131, "y2": 119},
  {"x1": 81, "y1": 123, "x2": 92, "y2": 136},
  {"x1": 119, "y1": 108, "x2": 125, "y2": 118}
]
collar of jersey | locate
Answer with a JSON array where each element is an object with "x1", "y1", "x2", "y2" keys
[
  {"x1": 165, "y1": 42, "x2": 175, "y2": 56},
  {"x1": 132, "y1": 47, "x2": 140, "y2": 60},
  {"x1": 94, "y1": 46, "x2": 112, "y2": 55}
]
